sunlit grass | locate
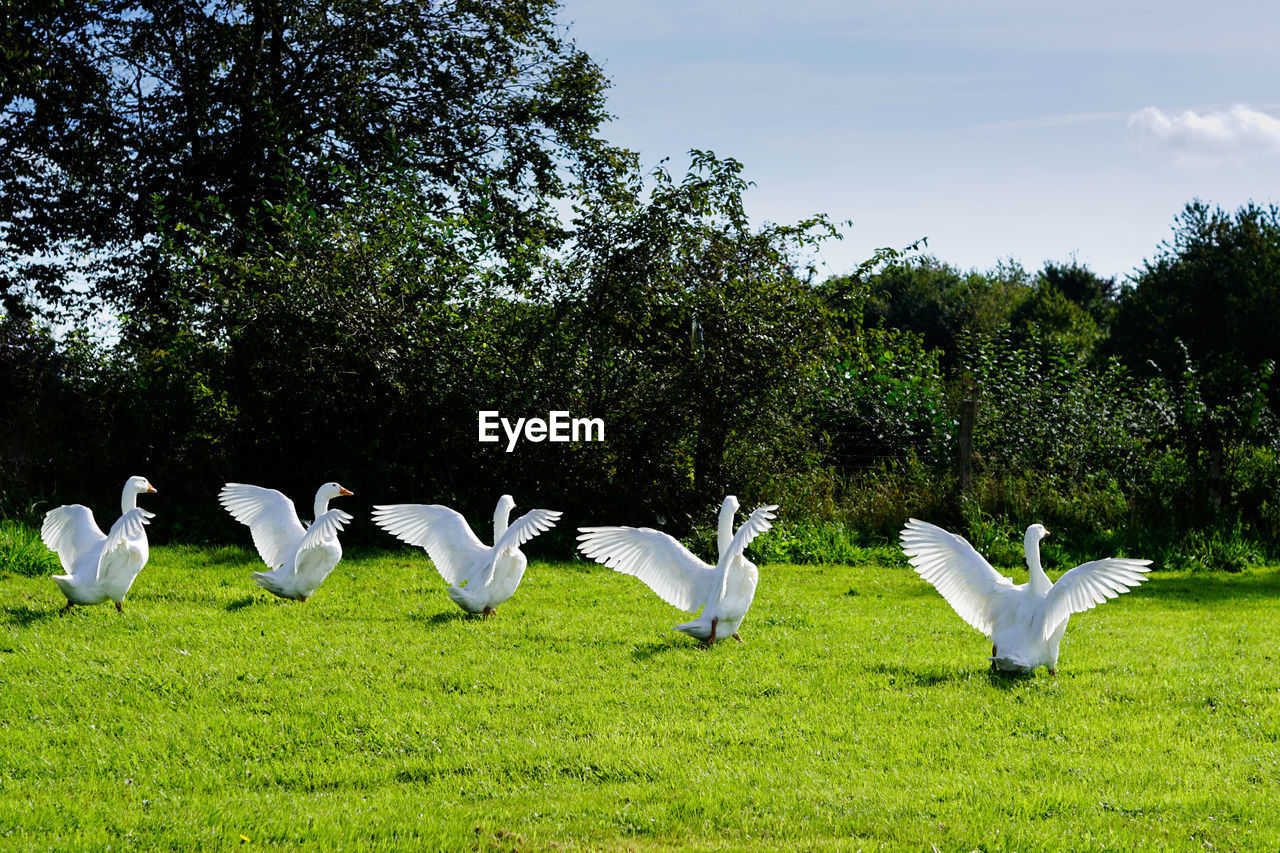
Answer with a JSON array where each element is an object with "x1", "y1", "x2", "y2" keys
[
  {"x1": 0, "y1": 521, "x2": 60, "y2": 579},
  {"x1": 1, "y1": 545, "x2": 1277, "y2": 850}
]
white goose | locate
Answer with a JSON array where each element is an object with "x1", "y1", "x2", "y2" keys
[
  {"x1": 577, "y1": 496, "x2": 778, "y2": 644},
  {"x1": 219, "y1": 482, "x2": 354, "y2": 601},
  {"x1": 42, "y1": 476, "x2": 158, "y2": 612},
  {"x1": 900, "y1": 519, "x2": 1152, "y2": 674},
  {"x1": 371, "y1": 495, "x2": 561, "y2": 616}
]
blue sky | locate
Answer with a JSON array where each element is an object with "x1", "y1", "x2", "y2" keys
[{"x1": 557, "y1": 1, "x2": 1280, "y2": 281}]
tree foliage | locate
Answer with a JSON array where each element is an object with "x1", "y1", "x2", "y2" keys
[
  {"x1": 1113, "y1": 201, "x2": 1280, "y2": 391},
  {"x1": 849, "y1": 256, "x2": 1030, "y2": 362},
  {"x1": 1, "y1": 0, "x2": 623, "y2": 321},
  {"x1": 543, "y1": 152, "x2": 837, "y2": 514},
  {"x1": 4, "y1": 2, "x2": 1280, "y2": 567}
]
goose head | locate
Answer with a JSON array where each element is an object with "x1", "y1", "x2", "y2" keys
[
  {"x1": 127, "y1": 475, "x2": 157, "y2": 495},
  {"x1": 314, "y1": 482, "x2": 353, "y2": 518},
  {"x1": 121, "y1": 476, "x2": 157, "y2": 512},
  {"x1": 717, "y1": 496, "x2": 740, "y2": 559},
  {"x1": 494, "y1": 494, "x2": 516, "y2": 541},
  {"x1": 317, "y1": 482, "x2": 354, "y2": 500}
]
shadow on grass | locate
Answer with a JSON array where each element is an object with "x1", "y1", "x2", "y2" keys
[
  {"x1": 1130, "y1": 569, "x2": 1280, "y2": 603},
  {"x1": 865, "y1": 661, "x2": 971, "y2": 688},
  {"x1": 1, "y1": 605, "x2": 59, "y2": 627},
  {"x1": 407, "y1": 609, "x2": 468, "y2": 628},
  {"x1": 630, "y1": 635, "x2": 698, "y2": 661},
  {"x1": 985, "y1": 667, "x2": 1038, "y2": 690},
  {"x1": 225, "y1": 595, "x2": 256, "y2": 612}
]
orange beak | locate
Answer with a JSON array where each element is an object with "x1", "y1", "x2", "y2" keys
[
  {"x1": 146, "y1": 485, "x2": 158, "y2": 493},
  {"x1": 338, "y1": 486, "x2": 353, "y2": 496}
]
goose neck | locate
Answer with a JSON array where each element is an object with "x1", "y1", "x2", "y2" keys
[
  {"x1": 493, "y1": 502, "x2": 511, "y2": 544},
  {"x1": 1025, "y1": 538, "x2": 1050, "y2": 594},
  {"x1": 717, "y1": 506, "x2": 736, "y2": 560}
]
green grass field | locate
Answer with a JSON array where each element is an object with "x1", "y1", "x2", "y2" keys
[{"x1": 1, "y1": 545, "x2": 1278, "y2": 851}]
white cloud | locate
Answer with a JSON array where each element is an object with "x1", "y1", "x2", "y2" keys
[{"x1": 1129, "y1": 105, "x2": 1280, "y2": 162}]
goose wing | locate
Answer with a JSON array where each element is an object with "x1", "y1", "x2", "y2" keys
[
  {"x1": 719, "y1": 504, "x2": 778, "y2": 599},
  {"x1": 218, "y1": 483, "x2": 306, "y2": 570},
  {"x1": 371, "y1": 504, "x2": 488, "y2": 586},
  {"x1": 577, "y1": 526, "x2": 714, "y2": 612},
  {"x1": 41, "y1": 505, "x2": 106, "y2": 575},
  {"x1": 1038, "y1": 558, "x2": 1152, "y2": 640},
  {"x1": 486, "y1": 508, "x2": 562, "y2": 585},
  {"x1": 899, "y1": 518, "x2": 1015, "y2": 636},
  {"x1": 97, "y1": 508, "x2": 154, "y2": 580},
  {"x1": 295, "y1": 509, "x2": 353, "y2": 562}
]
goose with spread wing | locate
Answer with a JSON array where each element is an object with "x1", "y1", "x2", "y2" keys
[
  {"x1": 371, "y1": 495, "x2": 561, "y2": 616},
  {"x1": 899, "y1": 519, "x2": 1151, "y2": 674},
  {"x1": 219, "y1": 482, "x2": 354, "y2": 601},
  {"x1": 577, "y1": 496, "x2": 778, "y2": 644},
  {"x1": 42, "y1": 476, "x2": 158, "y2": 612}
]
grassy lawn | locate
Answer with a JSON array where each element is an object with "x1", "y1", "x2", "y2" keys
[{"x1": 1, "y1": 545, "x2": 1277, "y2": 851}]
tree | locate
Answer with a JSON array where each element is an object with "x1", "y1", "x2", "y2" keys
[
  {"x1": 1009, "y1": 282, "x2": 1102, "y2": 355},
  {"x1": 1112, "y1": 201, "x2": 1280, "y2": 511},
  {"x1": 540, "y1": 152, "x2": 838, "y2": 522},
  {"x1": 846, "y1": 256, "x2": 1031, "y2": 363},
  {"x1": 1039, "y1": 259, "x2": 1117, "y2": 326},
  {"x1": 1112, "y1": 201, "x2": 1280, "y2": 387},
  {"x1": 1, "y1": 0, "x2": 624, "y2": 323}
]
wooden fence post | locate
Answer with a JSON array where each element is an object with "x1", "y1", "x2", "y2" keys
[{"x1": 957, "y1": 399, "x2": 976, "y2": 494}]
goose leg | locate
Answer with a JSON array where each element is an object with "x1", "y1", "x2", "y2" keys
[
  {"x1": 115, "y1": 601, "x2": 123, "y2": 613},
  {"x1": 732, "y1": 632, "x2": 743, "y2": 644},
  {"x1": 60, "y1": 600, "x2": 74, "y2": 614},
  {"x1": 298, "y1": 595, "x2": 308, "y2": 603},
  {"x1": 482, "y1": 606, "x2": 493, "y2": 619},
  {"x1": 1048, "y1": 667, "x2": 1057, "y2": 677},
  {"x1": 990, "y1": 644, "x2": 998, "y2": 673},
  {"x1": 708, "y1": 618, "x2": 718, "y2": 645}
]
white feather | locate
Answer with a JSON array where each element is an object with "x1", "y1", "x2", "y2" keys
[
  {"x1": 370, "y1": 504, "x2": 488, "y2": 586},
  {"x1": 218, "y1": 483, "x2": 306, "y2": 570},
  {"x1": 899, "y1": 518, "x2": 1014, "y2": 636},
  {"x1": 41, "y1": 505, "x2": 106, "y2": 575},
  {"x1": 899, "y1": 518, "x2": 1151, "y2": 673},
  {"x1": 576, "y1": 496, "x2": 776, "y2": 642},
  {"x1": 372, "y1": 496, "x2": 560, "y2": 614},
  {"x1": 576, "y1": 526, "x2": 714, "y2": 612},
  {"x1": 42, "y1": 477, "x2": 156, "y2": 608},
  {"x1": 1038, "y1": 558, "x2": 1152, "y2": 641},
  {"x1": 220, "y1": 482, "x2": 353, "y2": 601}
]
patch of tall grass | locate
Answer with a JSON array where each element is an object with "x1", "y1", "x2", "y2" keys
[{"x1": 0, "y1": 521, "x2": 58, "y2": 578}]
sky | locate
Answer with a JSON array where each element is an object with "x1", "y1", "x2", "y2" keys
[{"x1": 556, "y1": 1, "x2": 1280, "y2": 282}]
